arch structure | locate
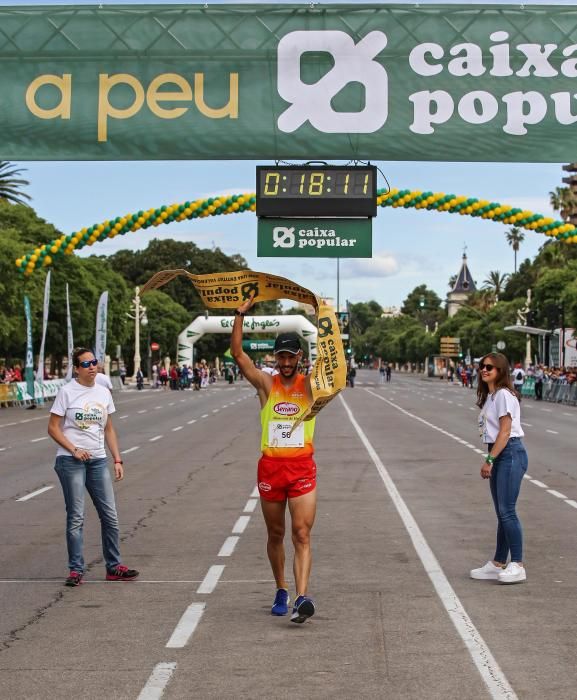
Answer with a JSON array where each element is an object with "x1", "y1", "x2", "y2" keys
[{"x1": 178, "y1": 314, "x2": 317, "y2": 366}]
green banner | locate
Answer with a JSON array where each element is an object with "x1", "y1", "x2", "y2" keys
[
  {"x1": 243, "y1": 340, "x2": 275, "y2": 351},
  {"x1": 258, "y1": 218, "x2": 372, "y2": 257},
  {"x1": 2, "y1": 5, "x2": 577, "y2": 162}
]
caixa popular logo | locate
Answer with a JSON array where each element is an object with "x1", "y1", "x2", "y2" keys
[
  {"x1": 274, "y1": 401, "x2": 300, "y2": 416},
  {"x1": 277, "y1": 30, "x2": 388, "y2": 133}
]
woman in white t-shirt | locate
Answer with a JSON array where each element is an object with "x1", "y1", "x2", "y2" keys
[
  {"x1": 470, "y1": 352, "x2": 528, "y2": 585},
  {"x1": 48, "y1": 347, "x2": 139, "y2": 587}
]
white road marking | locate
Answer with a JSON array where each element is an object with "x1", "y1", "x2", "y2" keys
[
  {"x1": 530, "y1": 480, "x2": 548, "y2": 488},
  {"x1": 218, "y1": 536, "x2": 239, "y2": 557},
  {"x1": 180, "y1": 399, "x2": 186, "y2": 403},
  {"x1": 0, "y1": 448, "x2": 5, "y2": 452},
  {"x1": 121, "y1": 446, "x2": 140, "y2": 454},
  {"x1": 563, "y1": 412, "x2": 572, "y2": 416},
  {"x1": 541, "y1": 408, "x2": 552, "y2": 412},
  {"x1": 546, "y1": 429, "x2": 559, "y2": 435},
  {"x1": 250, "y1": 485, "x2": 259, "y2": 498},
  {"x1": 187, "y1": 419, "x2": 197, "y2": 425},
  {"x1": 137, "y1": 661, "x2": 177, "y2": 700},
  {"x1": 155, "y1": 406, "x2": 162, "y2": 410},
  {"x1": 243, "y1": 499, "x2": 258, "y2": 513},
  {"x1": 521, "y1": 422, "x2": 532, "y2": 427},
  {"x1": 16, "y1": 486, "x2": 54, "y2": 502},
  {"x1": 212, "y1": 409, "x2": 219, "y2": 413},
  {"x1": 340, "y1": 394, "x2": 518, "y2": 700},
  {"x1": 119, "y1": 415, "x2": 128, "y2": 420},
  {"x1": 469, "y1": 407, "x2": 475, "y2": 411},
  {"x1": 168, "y1": 402, "x2": 175, "y2": 406},
  {"x1": 197, "y1": 565, "x2": 225, "y2": 594},
  {"x1": 547, "y1": 489, "x2": 567, "y2": 499},
  {"x1": 149, "y1": 435, "x2": 163, "y2": 442},
  {"x1": 30, "y1": 436, "x2": 48, "y2": 443},
  {"x1": 232, "y1": 515, "x2": 250, "y2": 534},
  {"x1": 165, "y1": 603, "x2": 206, "y2": 648},
  {"x1": 201, "y1": 414, "x2": 209, "y2": 418},
  {"x1": 565, "y1": 500, "x2": 577, "y2": 509},
  {"x1": 172, "y1": 426, "x2": 183, "y2": 432},
  {"x1": 138, "y1": 410, "x2": 147, "y2": 414}
]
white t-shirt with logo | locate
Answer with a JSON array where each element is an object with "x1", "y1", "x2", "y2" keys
[
  {"x1": 513, "y1": 368, "x2": 525, "y2": 386},
  {"x1": 50, "y1": 380, "x2": 115, "y2": 459},
  {"x1": 478, "y1": 388, "x2": 524, "y2": 444}
]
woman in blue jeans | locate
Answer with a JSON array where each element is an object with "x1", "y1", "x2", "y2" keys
[
  {"x1": 471, "y1": 352, "x2": 528, "y2": 585},
  {"x1": 48, "y1": 347, "x2": 139, "y2": 587}
]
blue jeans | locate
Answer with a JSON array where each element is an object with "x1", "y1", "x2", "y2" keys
[
  {"x1": 54, "y1": 456, "x2": 121, "y2": 573},
  {"x1": 488, "y1": 438, "x2": 528, "y2": 563}
]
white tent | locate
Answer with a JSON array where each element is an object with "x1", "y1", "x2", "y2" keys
[{"x1": 177, "y1": 315, "x2": 317, "y2": 366}]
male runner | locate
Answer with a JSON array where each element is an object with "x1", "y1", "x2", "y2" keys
[{"x1": 231, "y1": 297, "x2": 317, "y2": 623}]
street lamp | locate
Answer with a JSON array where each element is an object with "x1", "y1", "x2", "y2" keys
[{"x1": 127, "y1": 286, "x2": 147, "y2": 380}]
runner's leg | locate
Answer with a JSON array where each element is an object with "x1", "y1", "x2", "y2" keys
[
  {"x1": 260, "y1": 499, "x2": 288, "y2": 589},
  {"x1": 288, "y1": 489, "x2": 317, "y2": 596}
]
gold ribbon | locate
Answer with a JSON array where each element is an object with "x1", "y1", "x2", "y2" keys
[{"x1": 141, "y1": 269, "x2": 346, "y2": 420}]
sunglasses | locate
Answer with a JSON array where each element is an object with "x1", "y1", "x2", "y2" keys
[
  {"x1": 78, "y1": 359, "x2": 98, "y2": 368},
  {"x1": 480, "y1": 363, "x2": 496, "y2": 371}
]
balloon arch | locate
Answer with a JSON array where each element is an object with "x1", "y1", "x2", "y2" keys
[{"x1": 16, "y1": 187, "x2": 576, "y2": 277}]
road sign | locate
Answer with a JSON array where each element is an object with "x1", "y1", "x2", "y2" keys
[
  {"x1": 440, "y1": 336, "x2": 461, "y2": 356},
  {"x1": 150, "y1": 342, "x2": 160, "y2": 351},
  {"x1": 257, "y1": 218, "x2": 371, "y2": 258}
]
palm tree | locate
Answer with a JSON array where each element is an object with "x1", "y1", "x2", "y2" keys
[
  {"x1": 482, "y1": 270, "x2": 509, "y2": 301},
  {"x1": 505, "y1": 227, "x2": 525, "y2": 273},
  {"x1": 549, "y1": 186, "x2": 577, "y2": 221},
  {"x1": 0, "y1": 161, "x2": 31, "y2": 206}
]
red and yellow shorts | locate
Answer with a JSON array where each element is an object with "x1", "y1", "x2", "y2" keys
[{"x1": 257, "y1": 455, "x2": 317, "y2": 502}]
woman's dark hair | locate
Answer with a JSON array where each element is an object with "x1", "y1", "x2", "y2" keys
[
  {"x1": 476, "y1": 352, "x2": 518, "y2": 408},
  {"x1": 72, "y1": 347, "x2": 94, "y2": 367}
]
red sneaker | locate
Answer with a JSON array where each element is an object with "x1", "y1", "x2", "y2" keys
[
  {"x1": 105, "y1": 565, "x2": 139, "y2": 581},
  {"x1": 65, "y1": 571, "x2": 83, "y2": 587}
]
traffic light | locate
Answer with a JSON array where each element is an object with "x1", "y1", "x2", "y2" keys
[{"x1": 562, "y1": 163, "x2": 577, "y2": 224}]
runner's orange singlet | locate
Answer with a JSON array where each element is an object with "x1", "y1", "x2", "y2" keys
[{"x1": 260, "y1": 374, "x2": 315, "y2": 459}]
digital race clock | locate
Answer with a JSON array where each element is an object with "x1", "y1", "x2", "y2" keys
[{"x1": 256, "y1": 165, "x2": 377, "y2": 218}]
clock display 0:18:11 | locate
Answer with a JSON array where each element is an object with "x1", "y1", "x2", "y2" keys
[{"x1": 261, "y1": 170, "x2": 372, "y2": 198}]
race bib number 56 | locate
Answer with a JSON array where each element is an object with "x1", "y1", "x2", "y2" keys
[{"x1": 268, "y1": 421, "x2": 305, "y2": 448}]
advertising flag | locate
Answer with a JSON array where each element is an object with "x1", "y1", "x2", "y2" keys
[
  {"x1": 65, "y1": 283, "x2": 74, "y2": 380},
  {"x1": 95, "y1": 291, "x2": 109, "y2": 365},
  {"x1": 24, "y1": 295, "x2": 35, "y2": 401},
  {"x1": 36, "y1": 270, "x2": 50, "y2": 382}
]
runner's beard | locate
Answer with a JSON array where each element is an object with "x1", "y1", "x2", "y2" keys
[{"x1": 279, "y1": 364, "x2": 298, "y2": 378}]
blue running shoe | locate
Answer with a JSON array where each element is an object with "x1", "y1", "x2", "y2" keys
[
  {"x1": 290, "y1": 595, "x2": 315, "y2": 623},
  {"x1": 271, "y1": 588, "x2": 290, "y2": 616}
]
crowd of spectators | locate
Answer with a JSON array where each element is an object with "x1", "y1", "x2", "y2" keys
[{"x1": 0, "y1": 365, "x2": 23, "y2": 383}]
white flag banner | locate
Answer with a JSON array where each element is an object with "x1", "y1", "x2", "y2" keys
[
  {"x1": 65, "y1": 283, "x2": 74, "y2": 380},
  {"x1": 36, "y1": 270, "x2": 51, "y2": 382},
  {"x1": 95, "y1": 291, "x2": 109, "y2": 365}
]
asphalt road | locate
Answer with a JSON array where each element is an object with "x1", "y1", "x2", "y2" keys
[{"x1": 0, "y1": 371, "x2": 576, "y2": 700}]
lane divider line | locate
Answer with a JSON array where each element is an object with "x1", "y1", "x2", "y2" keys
[
  {"x1": 121, "y1": 446, "x2": 140, "y2": 454},
  {"x1": 16, "y1": 485, "x2": 54, "y2": 502},
  {"x1": 340, "y1": 394, "x2": 518, "y2": 700},
  {"x1": 187, "y1": 419, "x2": 197, "y2": 425},
  {"x1": 365, "y1": 389, "x2": 575, "y2": 512},
  {"x1": 149, "y1": 435, "x2": 163, "y2": 442},
  {"x1": 201, "y1": 414, "x2": 209, "y2": 418},
  {"x1": 565, "y1": 500, "x2": 577, "y2": 509},
  {"x1": 547, "y1": 489, "x2": 567, "y2": 499},
  {"x1": 218, "y1": 536, "x2": 239, "y2": 557},
  {"x1": 119, "y1": 415, "x2": 128, "y2": 420},
  {"x1": 165, "y1": 603, "x2": 206, "y2": 648},
  {"x1": 29, "y1": 436, "x2": 48, "y2": 443},
  {"x1": 172, "y1": 426, "x2": 183, "y2": 432},
  {"x1": 197, "y1": 565, "x2": 225, "y2": 594},
  {"x1": 232, "y1": 515, "x2": 251, "y2": 534},
  {"x1": 137, "y1": 661, "x2": 177, "y2": 700},
  {"x1": 243, "y1": 499, "x2": 258, "y2": 513},
  {"x1": 250, "y1": 485, "x2": 259, "y2": 498}
]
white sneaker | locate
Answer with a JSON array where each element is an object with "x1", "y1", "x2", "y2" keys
[
  {"x1": 498, "y1": 562, "x2": 526, "y2": 584},
  {"x1": 470, "y1": 561, "x2": 504, "y2": 580}
]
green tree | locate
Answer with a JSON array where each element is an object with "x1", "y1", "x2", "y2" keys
[
  {"x1": 482, "y1": 271, "x2": 509, "y2": 300},
  {"x1": 401, "y1": 284, "x2": 446, "y2": 329},
  {"x1": 505, "y1": 227, "x2": 525, "y2": 273},
  {"x1": 0, "y1": 162, "x2": 31, "y2": 206},
  {"x1": 349, "y1": 300, "x2": 383, "y2": 335},
  {"x1": 549, "y1": 185, "x2": 577, "y2": 221}
]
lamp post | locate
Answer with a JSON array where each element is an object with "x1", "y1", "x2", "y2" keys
[{"x1": 127, "y1": 286, "x2": 147, "y2": 380}]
